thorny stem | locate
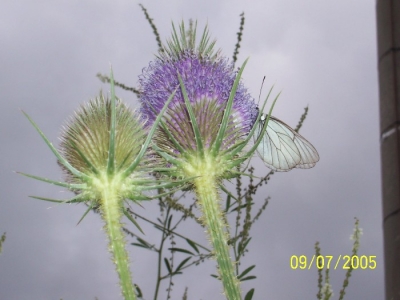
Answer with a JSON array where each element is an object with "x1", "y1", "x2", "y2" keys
[
  {"x1": 194, "y1": 174, "x2": 241, "y2": 300},
  {"x1": 100, "y1": 176, "x2": 136, "y2": 300}
]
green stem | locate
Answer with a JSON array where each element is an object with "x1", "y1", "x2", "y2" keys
[
  {"x1": 153, "y1": 206, "x2": 170, "y2": 300},
  {"x1": 194, "y1": 175, "x2": 241, "y2": 300},
  {"x1": 101, "y1": 180, "x2": 136, "y2": 300}
]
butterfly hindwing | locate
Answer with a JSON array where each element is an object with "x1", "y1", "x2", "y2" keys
[{"x1": 255, "y1": 115, "x2": 319, "y2": 171}]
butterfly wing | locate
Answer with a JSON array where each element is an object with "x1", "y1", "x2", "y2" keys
[{"x1": 255, "y1": 116, "x2": 319, "y2": 171}]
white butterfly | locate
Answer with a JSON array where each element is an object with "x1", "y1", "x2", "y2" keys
[{"x1": 254, "y1": 114, "x2": 320, "y2": 172}]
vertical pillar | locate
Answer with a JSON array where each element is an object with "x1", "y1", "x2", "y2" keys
[{"x1": 376, "y1": 1, "x2": 400, "y2": 299}]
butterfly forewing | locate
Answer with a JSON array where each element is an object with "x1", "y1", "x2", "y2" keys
[{"x1": 255, "y1": 115, "x2": 319, "y2": 171}]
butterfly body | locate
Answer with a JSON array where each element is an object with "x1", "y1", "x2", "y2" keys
[{"x1": 254, "y1": 114, "x2": 319, "y2": 171}]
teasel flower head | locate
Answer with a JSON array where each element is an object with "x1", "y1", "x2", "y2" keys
[
  {"x1": 20, "y1": 75, "x2": 177, "y2": 300},
  {"x1": 21, "y1": 76, "x2": 177, "y2": 211},
  {"x1": 58, "y1": 93, "x2": 149, "y2": 196},
  {"x1": 139, "y1": 21, "x2": 261, "y2": 181},
  {"x1": 138, "y1": 22, "x2": 271, "y2": 299}
]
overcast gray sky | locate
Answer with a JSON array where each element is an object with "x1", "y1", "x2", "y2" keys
[{"x1": 0, "y1": 1, "x2": 382, "y2": 299}]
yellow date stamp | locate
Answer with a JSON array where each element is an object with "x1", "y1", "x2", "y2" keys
[{"x1": 290, "y1": 255, "x2": 377, "y2": 270}]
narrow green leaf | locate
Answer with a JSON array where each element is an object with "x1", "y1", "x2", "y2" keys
[
  {"x1": 134, "y1": 284, "x2": 143, "y2": 298},
  {"x1": 70, "y1": 141, "x2": 99, "y2": 175},
  {"x1": 198, "y1": 24, "x2": 208, "y2": 52},
  {"x1": 241, "y1": 238, "x2": 252, "y2": 253},
  {"x1": 220, "y1": 184, "x2": 238, "y2": 202},
  {"x1": 239, "y1": 275, "x2": 256, "y2": 282},
  {"x1": 190, "y1": 21, "x2": 197, "y2": 50},
  {"x1": 0, "y1": 232, "x2": 6, "y2": 254},
  {"x1": 238, "y1": 265, "x2": 255, "y2": 280},
  {"x1": 76, "y1": 203, "x2": 95, "y2": 225},
  {"x1": 211, "y1": 58, "x2": 249, "y2": 157},
  {"x1": 152, "y1": 143, "x2": 182, "y2": 166},
  {"x1": 135, "y1": 177, "x2": 193, "y2": 191},
  {"x1": 171, "y1": 22, "x2": 182, "y2": 54},
  {"x1": 230, "y1": 85, "x2": 276, "y2": 157},
  {"x1": 30, "y1": 194, "x2": 87, "y2": 204},
  {"x1": 22, "y1": 111, "x2": 89, "y2": 181},
  {"x1": 18, "y1": 172, "x2": 86, "y2": 190},
  {"x1": 175, "y1": 257, "x2": 192, "y2": 272},
  {"x1": 155, "y1": 113, "x2": 186, "y2": 154},
  {"x1": 238, "y1": 241, "x2": 243, "y2": 256},
  {"x1": 167, "y1": 215, "x2": 173, "y2": 230},
  {"x1": 225, "y1": 195, "x2": 231, "y2": 213},
  {"x1": 107, "y1": 68, "x2": 116, "y2": 175},
  {"x1": 164, "y1": 258, "x2": 172, "y2": 273},
  {"x1": 226, "y1": 169, "x2": 254, "y2": 179},
  {"x1": 220, "y1": 139, "x2": 247, "y2": 157},
  {"x1": 169, "y1": 247, "x2": 195, "y2": 256},
  {"x1": 122, "y1": 87, "x2": 177, "y2": 178},
  {"x1": 179, "y1": 21, "x2": 187, "y2": 49},
  {"x1": 244, "y1": 288, "x2": 255, "y2": 300},
  {"x1": 131, "y1": 243, "x2": 151, "y2": 249},
  {"x1": 131, "y1": 186, "x2": 184, "y2": 201},
  {"x1": 177, "y1": 74, "x2": 204, "y2": 157},
  {"x1": 123, "y1": 208, "x2": 145, "y2": 235},
  {"x1": 136, "y1": 237, "x2": 152, "y2": 249},
  {"x1": 235, "y1": 90, "x2": 280, "y2": 158},
  {"x1": 185, "y1": 239, "x2": 200, "y2": 254},
  {"x1": 231, "y1": 202, "x2": 254, "y2": 213}
]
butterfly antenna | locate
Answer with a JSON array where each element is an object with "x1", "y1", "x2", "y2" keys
[
  {"x1": 242, "y1": 76, "x2": 266, "y2": 174},
  {"x1": 257, "y1": 76, "x2": 266, "y2": 106}
]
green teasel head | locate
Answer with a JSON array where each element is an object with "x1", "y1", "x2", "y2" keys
[
  {"x1": 58, "y1": 92, "x2": 157, "y2": 202},
  {"x1": 20, "y1": 73, "x2": 181, "y2": 220},
  {"x1": 20, "y1": 73, "x2": 187, "y2": 299}
]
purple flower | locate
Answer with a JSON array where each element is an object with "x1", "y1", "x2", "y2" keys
[
  {"x1": 136, "y1": 24, "x2": 257, "y2": 299},
  {"x1": 139, "y1": 51, "x2": 258, "y2": 151}
]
